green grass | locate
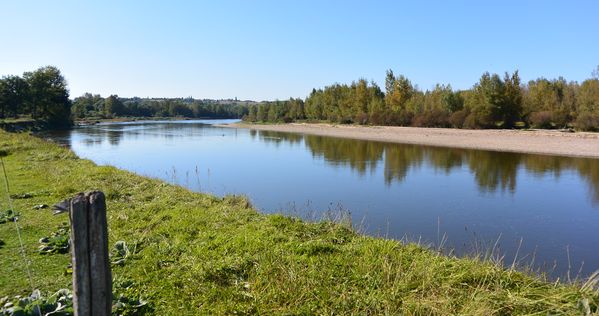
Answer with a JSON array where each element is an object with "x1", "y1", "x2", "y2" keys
[{"x1": 0, "y1": 130, "x2": 597, "y2": 315}]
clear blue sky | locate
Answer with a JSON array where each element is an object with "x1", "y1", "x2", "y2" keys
[{"x1": 1, "y1": 0, "x2": 598, "y2": 101}]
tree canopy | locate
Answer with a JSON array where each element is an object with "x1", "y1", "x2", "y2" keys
[
  {"x1": 1, "y1": 66, "x2": 71, "y2": 127},
  {"x1": 244, "y1": 67, "x2": 599, "y2": 131}
]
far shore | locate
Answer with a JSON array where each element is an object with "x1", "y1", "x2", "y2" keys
[
  {"x1": 74, "y1": 116, "x2": 235, "y2": 125},
  {"x1": 222, "y1": 122, "x2": 599, "y2": 158}
]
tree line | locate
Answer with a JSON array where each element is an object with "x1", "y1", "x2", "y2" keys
[
  {"x1": 3, "y1": 66, "x2": 599, "y2": 130},
  {"x1": 71, "y1": 94, "x2": 249, "y2": 120},
  {"x1": 243, "y1": 67, "x2": 599, "y2": 131},
  {"x1": 0, "y1": 66, "x2": 250, "y2": 126}
]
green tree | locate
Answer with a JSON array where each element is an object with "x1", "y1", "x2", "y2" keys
[
  {"x1": 385, "y1": 73, "x2": 414, "y2": 114},
  {"x1": 352, "y1": 79, "x2": 370, "y2": 123},
  {"x1": 246, "y1": 105, "x2": 257, "y2": 122},
  {"x1": 267, "y1": 101, "x2": 280, "y2": 122},
  {"x1": 104, "y1": 95, "x2": 125, "y2": 118},
  {"x1": 72, "y1": 92, "x2": 103, "y2": 119},
  {"x1": 22, "y1": 66, "x2": 71, "y2": 126},
  {"x1": 305, "y1": 89, "x2": 324, "y2": 120},
  {"x1": 442, "y1": 86, "x2": 463, "y2": 113},
  {"x1": 0, "y1": 75, "x2": 28, "y2": 118},
  {"x1": 577, "y1": 79, "x2": 599, "y2": 114},
  {"x1": 385, "y1": 69, "x2": 395, "y2": 97},
  {"x1": 501, "y1": 71, "x2": 523, "y2": 128},
  {"x1": 576, "y1": 78, "x2": 599, "y2": 130},
  {"x1": 463, "y1": 72, "x2": 501, "y2": 128},
  {"x1": 287, "y1": 98, "x2": 305, "y2": 120},
  {"x1": 257, "y1": 104, "x2": 268, "y2": 122}
]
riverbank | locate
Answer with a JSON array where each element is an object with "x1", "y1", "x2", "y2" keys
[
  {"x1": 0, "y1": 119, "x2": 53, "y2": 132},
  {"x1": 0, "y1": 130, "x2": 597, "y2": 314},
  {"x1": 224, "y1": 122, "x2": 599, "y2": 158}
]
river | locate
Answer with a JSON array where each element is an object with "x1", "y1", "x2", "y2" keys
[{"x1": 43, "y1": 119, "x2": 599, "y2": 278}]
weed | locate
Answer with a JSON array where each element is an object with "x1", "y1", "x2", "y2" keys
[
  {"x1": 0, "y1": 210, "x2": 20, "y2": 224},
  {"x1": 38, "y1": 224, "x2": 69, "y2": 255}
]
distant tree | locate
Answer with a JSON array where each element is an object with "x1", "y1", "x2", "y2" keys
[
  {"x1": 367, "y1": 82, "x2": 385, "y2": 115},
  {"x1": 268, "y1": 101, "x2": 281, "y2": 122},
  {"x1": 304, "y1": 89, "x2": 324, "y2": 120},
  {"x1": 22, "y1": 66, "x2": 71, "y2": 126},
  {"x1": 385, "y1": 69, "x2": 395, "y2": 96},
  {"x1": 287, "y1": 98, "x2": 305, "y2": 120},
  {"x1": 256, "y1": 104, "x2": 268, "y2": 122},
  {"x1": 386, "y1": 73, "x2": 414, "y2": 113},
  {"x1": 104, "y1": 95, "x2": 125, "y2": 117},
  {"x1": 246, "y1": 105, "x2": 257, "y2": 122},
  {"x1": 442, "y1": 86, "x2": 463, "y2": 113},
  {"x1": 575, "y1": 78, "x2": 599, "y2": 131},
  {"x1": 464, "y1": 72, "x2": 502, "y2": 128},
  {"x1": 577, "y1": 79, "x2": 599, "y2": 114},
  {"x1": 166, "y1": 101, "x2": 193, "y2": 117},
  {"x1": 352, "y1": 79, "x2": 370, "y2": 123},
  {"x1": 501, "y1": 71, "x2": 523, "y2": 128},
  {"x1": 0, "y1": 75, "x2": 28, "y2": 118},
  {"x1": 72, "y1": 92, "x2": 103, "y2": 119},
  {"x1": 523, "y1": 77, "x2": 576, "y2": 128}
]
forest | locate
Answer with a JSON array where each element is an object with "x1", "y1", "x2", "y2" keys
[
  {"x1": 71, "y1": 94, "x2": 249, "y2": 120},
  {"x1": 244, "y1": 68, "x2": 599, "y2": 131},
  {"x1": 0, "y1": 66, "x2": 249, "y2": 126}
]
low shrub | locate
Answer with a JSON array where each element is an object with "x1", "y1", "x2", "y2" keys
[
  {"x1": 449, "y1": 109, "x2": 469, "y2": 128},
  {"x1": 464, "y1": 111, "x2": 493, "y2": 129},
  {"x1": 575, "y1": 112, "x2": 599, "y2": 131},
  {"x1": 529, "y1": 111, "x2": 554, "y2": 129},
  {"x1": 412, "y1": 109, "x2": 450, "y2": 127}
]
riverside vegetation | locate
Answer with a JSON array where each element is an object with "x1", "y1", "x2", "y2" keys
[
  {"x1": 244, "y1": 68, "x2": 599, "y2": 131},
  {"x1": 0, "y1": 66, "x2": 251, "y2": 129},
  {"x1": 3, "y1": 66, "x2": 599, "y2": 131},
  {"x1": 1, "y1": 131, "x2": 598, "y2": 314}
]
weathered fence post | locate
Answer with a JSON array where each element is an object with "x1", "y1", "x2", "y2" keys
[{"x1": 68, "y1": 191, "x2": 112, "y2": 316}]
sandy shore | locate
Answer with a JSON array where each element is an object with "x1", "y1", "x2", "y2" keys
[{"x1": 222, "y1": 122, "x2": 599, "y2": 158}]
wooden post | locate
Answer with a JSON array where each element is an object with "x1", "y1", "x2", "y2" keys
[{"x1": 69, "y1": 191, "x2": 112, "y2": 316}]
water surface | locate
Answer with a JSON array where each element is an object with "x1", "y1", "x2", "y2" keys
[{"x1": 43, "y1": 120, "x2": 599, "y2": 278}]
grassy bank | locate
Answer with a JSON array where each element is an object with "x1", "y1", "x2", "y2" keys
[
  {"x1": 0, "y1": 130, "x2": 597, "y2": 315},
  {"x1": 0, "y1": 119, "x2": 51, "y2": 133}
]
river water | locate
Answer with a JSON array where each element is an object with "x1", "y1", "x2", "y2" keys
[{"x1": 43, "y1": 119, "x2": 599, "y2": 278}]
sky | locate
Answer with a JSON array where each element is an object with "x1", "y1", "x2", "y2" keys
[{"x1": 1, "y1": 0, "x2": 598, "y2": 101}]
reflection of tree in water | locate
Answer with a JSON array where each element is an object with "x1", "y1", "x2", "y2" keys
[
  {"x1": 107, "y1": 130, "x2": 122, "y2": 146},
  {"x1": 466, "y1": 151, "x2": 520, "y2": 193},
  {"x1": 383, "y1": 145, "x2": 424, "y2": 184},
  {"x1": 304, "y1": 135, "x2": 384, "y2": 176},
  {"x1": 523, "y1": 155, "x2": 599, "y2": 203},
  {"x1": 69, "y1": 123, "x2": 599, "y2": 201},
  {"x1": 296, "y1": 134, "x2": 599, "y2": 197},
  {"x1": 574, "y1": 159, "x2": 599, "y2": 203},
  {"x1": 83, "y1": 138, "x2": 102, "y2": 147},
  {"x1": 425, "y1": 147, "x2": 464, "y2": 174},
  {"x1": 258, "y1": 130, "x2": 303, "y2": 146},
  {"x1": 78, "y1": 122, "x2": 217, "y2": 146},
  {"x1": 523, "y1": 155, "x2": 567, "y2": 178}
]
